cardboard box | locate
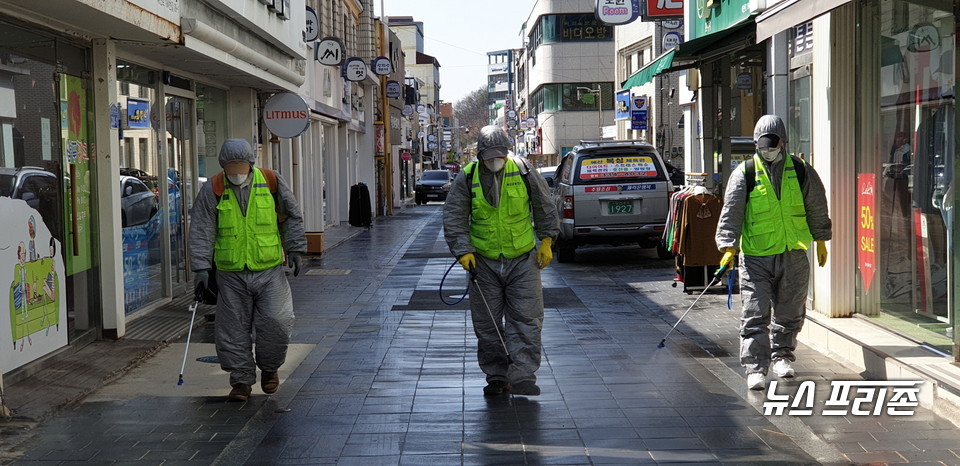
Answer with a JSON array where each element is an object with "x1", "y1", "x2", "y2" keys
[{"x1": 306, "y1": 233, "x2": 324, "y2": 255}]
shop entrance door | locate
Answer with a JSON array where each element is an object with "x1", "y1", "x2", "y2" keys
[{"x1": 163, "y1": 95, "x2": 193, "y2": 295}]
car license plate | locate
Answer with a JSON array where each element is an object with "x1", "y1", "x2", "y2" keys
[{"x1": 608, "y1": 200, "x2": 633, "y2": 214}]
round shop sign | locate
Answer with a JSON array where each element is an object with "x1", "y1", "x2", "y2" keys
[
  {"x1": 262, "y1": 92, "x2": 310, "y2": 138},
  {"x1": 663, "y1": 32, "x2": 683, "y2": 49},
  {"x1": 506, "y1": 109, "x2": 517, "y2": 119},
  {"x1": 342, "y1": 58, "x2": 367, "y2": 82},
  {"x1": 402, "y1": 104, "x2": 414, "y2": 116},
  {"x1": 401, "y1": 151, "x2": 412, "y2": 161},
  {"x1": 316, "y1": 37, "x2": 345, "y2": 66},
  {"x1": 386, "y1": 80, "x2": 402, "y2": 98},
  {"x1": 371, "y1": 56, "x2": 392, "y2": 76}
]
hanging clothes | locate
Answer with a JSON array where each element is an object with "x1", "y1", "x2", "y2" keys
[{"x1": 677, "y1": 193, "x2": 724, "y2": 266}]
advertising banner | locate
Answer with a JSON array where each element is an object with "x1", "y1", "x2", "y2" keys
[
  {"x1": 857, "y1": 174, "x2": 877, "y2": 292},
  {"x1": 0, "y1": 198, "x2": 67, "y2": 373}
]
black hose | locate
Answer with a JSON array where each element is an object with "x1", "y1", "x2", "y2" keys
[{"x1": 439, "y1": 260, "x2": 469, "y2": 305}]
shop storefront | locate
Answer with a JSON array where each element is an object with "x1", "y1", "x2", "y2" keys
[
  {"x1": 116, "y1": 62, "x2": 235, "y2": 316},
  {"x1": 0, "y1": 19, "x2": 100, "y2": 373},
  {"x1": 859, "y1": 0, "x2": 956, "y2": 356}
]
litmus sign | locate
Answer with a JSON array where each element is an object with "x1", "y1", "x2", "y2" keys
[{"x1": 262, "y1": 92, "x2": 310, "y2": 138}]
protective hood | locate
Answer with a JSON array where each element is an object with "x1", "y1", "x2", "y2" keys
[
  {"x1": 476, "y1": 125, "x2": 513, "y2": 159},
  {"x1": 753, "y1": 115, "x2": 787, "y2": 144},
  {"x1": 218, "y1": 138, "x2": 257, "y2": 168}
]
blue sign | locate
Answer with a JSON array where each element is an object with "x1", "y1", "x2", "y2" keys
[
  {"x1": 126, "y1": 98, "x2": 150, "y2": 129},
  {"x1": 615, "y1": 90, "x2": 631, "y2": 120},
  {"x1": 109, "y1": 103, "x2": 120, "y2": 129},
  {"x1": 631, "y1": 110, "x2": 648, "y2": 130}
]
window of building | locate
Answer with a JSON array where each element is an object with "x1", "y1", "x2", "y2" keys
[{"x1": 529, "y1": 82, "x2": 614, "y2": 113}]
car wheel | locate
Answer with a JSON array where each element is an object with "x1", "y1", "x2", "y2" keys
[
  {"x1": 556, "y1": 239, "x2": 576, "y2": 263},
  {"x1": 656, "y1": 244, "x2": 673, "y2": 260}
]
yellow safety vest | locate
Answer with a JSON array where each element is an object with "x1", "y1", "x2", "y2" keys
[
  {"x1": 741, "y1": 154, "x2": 813, "y2": 256},
  {"x1": 468, "y1": 159, "x2": 536, "y2": 259},
  {"x1": 214, "y1": 168, "x2": 284, "y2": 271}
]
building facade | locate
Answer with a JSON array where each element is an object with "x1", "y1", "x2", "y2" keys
[
  {"x1": 515, "y1": 0, "x2": 617, "y2": 168},
  {"x1": 0, "y1": 0, "x2": 385, "y2": 378},
  {"x1": 633, "y1": 0, "x2": 960, "y2": 415}
]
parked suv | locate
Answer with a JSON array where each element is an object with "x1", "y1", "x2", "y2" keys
[
  {"x1": 552, "y1": 140, "x2": 674, "y2": 262},
  {"x1": 415, "y1": 169, "x2": 453, "y2": 204}
]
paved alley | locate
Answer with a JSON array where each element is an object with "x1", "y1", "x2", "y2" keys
[{"x1": 3, "y1": 206, "x2": 959, "y2": 465}]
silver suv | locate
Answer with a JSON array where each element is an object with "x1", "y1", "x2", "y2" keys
[{"x1": 552, "y1": 140, "x2": 674, "y2": 262}]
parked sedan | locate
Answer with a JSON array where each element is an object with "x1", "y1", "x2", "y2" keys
[{"x1": 120, "y1": 175, "x2": 159, "y2": 227}]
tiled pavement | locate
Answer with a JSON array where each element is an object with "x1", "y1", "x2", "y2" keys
[{"x1": 2, "y1": 206, "x2": 960, "y2": 465}]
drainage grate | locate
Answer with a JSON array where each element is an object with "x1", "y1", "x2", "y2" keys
[{"x1": 305, "y1": 269, "x2": 352, "y2": 276}]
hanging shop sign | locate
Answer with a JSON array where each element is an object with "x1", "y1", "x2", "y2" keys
[
  {"x1": 304, "y1": 7, "x2": 319, "y2": 42},
  {"x1": 386, "y1": 80, "x2": 402, "y2": 98},
  {"x1": 401, "y1": 151, "x2": 412, "y2": 161},
  {"x1": 643, "y1": 0, "x2": 683, "y2": 20},
  {"x1": 316, "y1": 37, "x2": 345, "y2": 66},
  {"x1": 526, "y1": 116, "x2": 537, "y2": 128},
  {"x1": 375, "y1": 123, "x2": 385, "y2": 155},
  {"x1": 126, "y1": 98, "x2": 150, "y2": 129},
  {"x1": 615, "y1": 89, "x2": 631, "y2": 120},
  {"x1": 736, "y1": 72, "x2": 752, "y2": 89},
  {"x1": 662, "y1": 20, "x2": 682, "y2": 29},
  {"x1": 662, "y1": 31, "x2": 683, "y2": 49},
  {"x1": 402, "y1": 104, "x2": 413, "y2": 116},
  {"x1": 262, "y1": 92, "x2": 310, "y2": 138},
  {"x1": 342, "y1": 57, "x2": 367, "y2": 82},
  {"x1": 857, "y1": 174, "x2": 877, "y2": 293},
  {"x1": 595, "y1": 0, "x2": 641, "y2": 25},
  {"x1": 371, "y1": 56, "x2": 392, "y2": 76},
  {"x1": 506, "y1": 109, "x2": 518, "y2": 119},
  {"x1": 631, "y1": 93, "x2": 648, "y2": 130}
]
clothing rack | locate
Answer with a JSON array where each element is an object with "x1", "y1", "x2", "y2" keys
[{"x1": 663, "y1": 183, "x2": 728, "y2": 294}]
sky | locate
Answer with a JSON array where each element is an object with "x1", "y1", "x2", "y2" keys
[{"x1": 379, "y1": 0, "x2": 536, "y2": 105}]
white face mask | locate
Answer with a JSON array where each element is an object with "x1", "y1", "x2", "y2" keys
[
  {"x1": 758, "y1": 147, "x2": 782, "y2": 162},
  {"x1": 227, "y1": 173, "x2": 249, "y2": 185},
  {"x1": 483, "y1": 158, "x2": 506, "y2": 172}
]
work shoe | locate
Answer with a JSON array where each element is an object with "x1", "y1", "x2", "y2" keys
[
  {"x1": 772, "y1": 359, "x2": 796, "y2": 378},
  {"x1": 483, "y1": 380, "x2": 511, "y2": 396},
  {"x1": 510, "y1": 380, "x2": 541, "y2": 396},
  {"x1": 261, "y1": 371, "x2": 280, "y2": 394},
  {"x1": 747, "y1": 373, "x2": 766, "y2": 391},
  {"x1": 228, "y1": 383, "x2": 252, "y2": 401}
]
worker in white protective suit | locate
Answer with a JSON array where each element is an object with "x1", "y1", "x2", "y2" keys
[
  {"x1": 443, "y1": 125, "x2": 559, "y2": 397},
  {"x1": 189, "y1": 138, "x2": 306, "y2": 401},
  {"x1": 715, "y1": 115, "x2": 832, "y2": 391}
]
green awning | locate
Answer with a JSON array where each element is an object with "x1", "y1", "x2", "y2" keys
[
  {"x1": 621, "y1": 49, "x2": 676, "y2": 89},
  {"x1": 620, "y1": 18, "x2": 757, "y2": 90}
]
